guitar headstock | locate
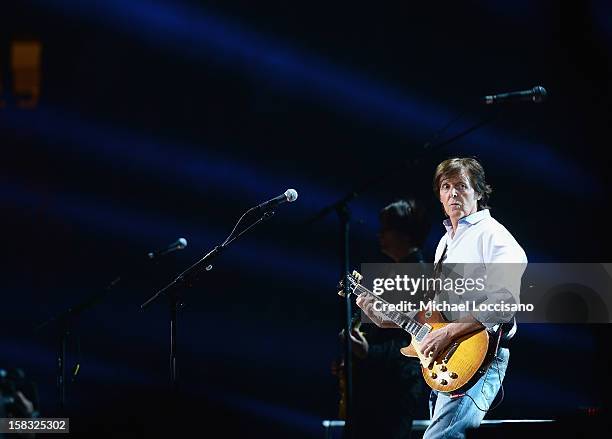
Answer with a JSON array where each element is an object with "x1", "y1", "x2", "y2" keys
[{"x1": 337, "y1": 270, "x2": 363, "y2": 297}]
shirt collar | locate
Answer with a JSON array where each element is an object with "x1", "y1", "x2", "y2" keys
[{"x1": 443, "y1": 209, "x2": 490, "y2": 232}]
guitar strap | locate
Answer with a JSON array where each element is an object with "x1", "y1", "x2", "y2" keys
[
  {"x1": 434, "y1": 241, "x2": 448, "y2": 273},
  {"x1": 432, "y1": 242, "x2": 448, "y2": 288}
]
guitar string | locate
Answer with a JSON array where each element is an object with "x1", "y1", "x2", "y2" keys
[
  {"x1": 350, "y1": 277, "x2": 506, "y2": 404},
  {"x1": 348, "y1": 280, "x2": 428, "y2": 338},
  {"x1": 349, "y1": 281, "x2": 424, "y2": 330}
]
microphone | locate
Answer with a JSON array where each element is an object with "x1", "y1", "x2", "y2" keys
[
  {"x1": 254, "y1": 189, "x2": 298, "y2": 212},
  {"x1": 147, "y1": 238, "x2": 188, "y2": 259},
  {"x1": 483, "y1": 86, "x2": 547, "y2": 105}
]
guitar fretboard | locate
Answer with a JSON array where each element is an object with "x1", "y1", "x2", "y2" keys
[{"x1": 348, "y1": 281, "x2": 431, "y2": 342}]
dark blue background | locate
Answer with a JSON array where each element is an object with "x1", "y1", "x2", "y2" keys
[{"x1": 1, "y1": 1, "x2": 611, "y2": 436}]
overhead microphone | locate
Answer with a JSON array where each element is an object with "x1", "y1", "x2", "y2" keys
[
  {"x1": 253, "y1": 189, "x2": 299, "y2": 212},
  {"x1": 483, "y1": 85, "x2": 547, "y2": 105},
  {"x1": 147, "y1": 238, "x2": 188, "y2": 259}
]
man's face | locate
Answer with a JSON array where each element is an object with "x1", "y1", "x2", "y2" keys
[{"x1": 439, "y1": 171, "x2": 480, "y2": 221}]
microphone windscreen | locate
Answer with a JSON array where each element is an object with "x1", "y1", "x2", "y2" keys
[
  {"x1": 532, "y1": 86, "x2": 547, "y2": 103},
  {"x1": 285, "y1": 189, "x2": 298, "y2": 202}
]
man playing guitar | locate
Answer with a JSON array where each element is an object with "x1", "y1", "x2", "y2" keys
[{"x1": 358, "y1": 157, "x2": 527, "y2": 439}]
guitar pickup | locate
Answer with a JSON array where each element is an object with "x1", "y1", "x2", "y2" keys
[
  {"x1": 415, "y1": 324, "x2": 432, "y2": 342},
  {"x1": 443, "y1": 342, "x2": 459, "y2": 363}
]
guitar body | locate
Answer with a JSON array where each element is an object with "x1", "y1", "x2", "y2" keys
[
  {"x1": 340, "y1": 271, "x2": 497, "y2": 394},
  {"x1": 400, "y1": 310, "x2": 492, "y2": 392}
]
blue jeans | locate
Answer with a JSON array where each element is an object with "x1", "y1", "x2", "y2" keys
[{"x1": 423, "y1": 348, "x2": 509, "y2": 439}]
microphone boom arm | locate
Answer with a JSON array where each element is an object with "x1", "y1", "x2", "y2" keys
[{"x1": 140, "y1": 208, "x2": 275, "y2": 309}]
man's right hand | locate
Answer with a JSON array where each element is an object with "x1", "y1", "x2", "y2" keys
[{"x1": 355, "y1": 293, "x2": 399, "y2": 329}]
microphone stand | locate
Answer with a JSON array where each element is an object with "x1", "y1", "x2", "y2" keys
[
  {"x1": 140, "y1": 209, "x2": 275, "y2": 392},
  {"x1": 34, "y1": 244, "x2": 182, "y2": 412},
  {"x1": 305, "y1": 110, "x2": 500, "y2": 439},
  {"x1": 34, "y1": 274, "x2": 124, "y2": 412}
]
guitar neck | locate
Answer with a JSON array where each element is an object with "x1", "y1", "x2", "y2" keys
[{"x1": 348, "y1": 283, "x2": 431, "y2": 342}]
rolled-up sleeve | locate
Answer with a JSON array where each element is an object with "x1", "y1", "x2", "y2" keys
[{"x1": 472, "y1": 230, "x2": 528, "y2": 329}]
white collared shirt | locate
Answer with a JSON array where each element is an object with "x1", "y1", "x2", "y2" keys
[
  {"x1": 434, "y1": 209, "x2": 527, "y2": 265},
  {"x1": 434, "y1": 209, "x2": 528, "y2": 329}
]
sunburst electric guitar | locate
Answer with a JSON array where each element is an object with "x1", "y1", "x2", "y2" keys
[{"x1": 339, "y1": 270, "x2": 497, "y2": 392}]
